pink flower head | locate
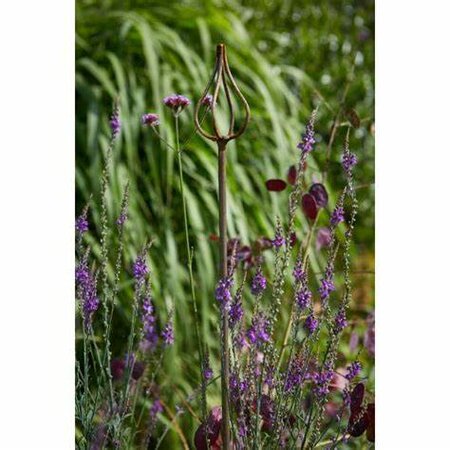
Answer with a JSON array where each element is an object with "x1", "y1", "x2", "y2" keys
[
  {"x1": 141, "y1": 113, "x2": 160, "y2": 126},
  {"x1": 163, "y1": 94, "x2": 191, "y2": 113}
]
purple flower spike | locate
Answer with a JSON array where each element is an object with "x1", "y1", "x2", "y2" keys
[
  {"x1": 141, "y1": 113, "x2": 160, "y2": 126},
  {"x1": 161, "y1": 319, "x2": 174, "y2": 346},
  {"x1": 133, "y1": 255, "x2": 148, "y2": 282},
  {"x1": 312, "y1": 368, "x2": 334, "y2": 399},
  {"x1": 110, "y1": 107, "x2": 121, "y2": 139},
  {"x1": 304, "y1": 314, "x2": 318, "y2": 334},
  {"x1": 293, "y1": 258, "x2": 306, "y2": 283},
  {"x1": 116, "y1": 213, "x2": 127, "y2": 227},
  {"x1": 141, "y1": 296, "x2": 158, "y2": 350},
  {"x1": 215, "y1": 276, "x2": 233, "y2": 306},
  {"x1": 345, "y1": 361, "x2": 362, "y2": 380},
  {"x1": 330, "y1": 206, "x2": 345, "y2": 226},
  {"x1": 247, "y1": 313, "x2": 270, "y2": 346},
  {"x1": 229, "y1": 294, "x2": 243, "y2": 327},
  {"x1": 76, "y1": 214, "x2": 89, "y2": 234},
  {"x1": 342, "y1": 151, "x2": 358, "y2": 173},
  {"x1": 297, "y1": 112, "x2": 316, "y2": 154},
  {"x1": 272, "y1": 227, "x2": 285, "y2": 248},
  {"x1": 163, "y1": 94, "x2": 191, "y2": 114},
  {"x1": 319, "y1": 277, "x2": 335, "y2": 301},
  {"x1": 296, "y1": 288, "x2": 312, "y2": 309},
  {"x1": 335, "y1": 309, "x2": 348, "y2": 333},
  {"x1": 251, "y1": 269, "x2": 267, "y2": 295}
]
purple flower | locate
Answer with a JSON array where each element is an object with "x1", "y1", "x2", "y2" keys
[
  {"x1": 141, "y1": 113, "x2": 160, "y2": 126},
  {"x1": 297, "y1": 111, "x2": 316, "y2": 154},
  {"x1": 316, "y1": 227, "x2": 332, "y2": 249},
  {"x1": 163, "y1": 94, "x2": 191, "y2": 113},
  {"x1": 229, "y1": 293, "x2": 243, "y2": 328},
  {"x1": 141, "y1": 296, "x2": 158, "y2": 350},
  {"x1": 76, "y1": 261, "x2": 99, "y2": 327},
  {"x1": 161, "y1": 319, "x2": 174, "y2": 346},
  {"x1": 319, "y1": 277, "x2": 335, "y2": 301},
  {"x1": 201, "y1": 94, "x2": 215, "y2": 108},
  {"x1": 110, "y1": 107, "x2": 121, "y2": 139},
  {"x1": 296, "y1": 288, "x2": 312, "y2": 309},
  {"x1": 150, "y1": 399, "x2": 163, "y2": 418},
  {"x1": 304, "y1": 314, "x2": 318, "y2": 334},
  {"x1": 272, "y1": 229, "x2": 285, "y2": 249},
  {"x1": 345, "y1": 361, "x2": 362, "y2": 380},
  {"x1": 293, "y1": 258, "x2": 306, "y2": 283},
  {"x1": 342, "y1": 151, "x2": 358, "y2": 173},
  {"x1": 334, "y1": 309, "x2": 348, "y2": 333},
  {"x1": 116, "y1": 213, "x2": 127, "y2": 227},
  {"x1": 247, "y1": 313, "x2": 270, "y2": 345},
  {"x1": 251, "y1": 269, "x2": 267, "y2": 295},
  {"x1": 330, "y1": 206, "x2": 345, "y2": 226},
  {"x1": 312, "y1": 367, "x2": 334, "y2": 399},
  {"x1": 284, "y1": 357, "x2": 308, "y2": 393},
  {"x1": 215, "y1": 276, "x2": 233, "y2": 306},
  {"x1": 133, "y1": 255, "x2": 148, "y2": 282},
  {"x1": 75, "y1": 214, "x2": 89, "y2": 234}
]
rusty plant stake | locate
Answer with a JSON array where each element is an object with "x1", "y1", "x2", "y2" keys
[{"x1": 195, "y1": 43, "x2": 250, "y2": 449}]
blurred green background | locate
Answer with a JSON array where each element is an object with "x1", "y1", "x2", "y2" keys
[{"x1": 76, "y1": 0, "x2": 374, "y2": 447}]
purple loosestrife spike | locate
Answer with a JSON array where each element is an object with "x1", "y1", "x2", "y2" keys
[
  {"x1": 110, "y1": 105, "x2": 121, "y2": 139},
  {"x1": 76, "y1": 264, "x2": 100, "y2": 328},
  {"x1": 342, "y1": 151, "x2": 358, "y2": 173},
  {"x1": 304, "y1": 314, "x2": 318, "y2": 335},
  {"x1": 75, "y1": 214, "x2": 89, "y2": 234},
  {"x1": 141, "y1": 113, "x2": 160, "y2": 127},
  {"x1": 330, "y1": 205, "x2": 345, "y2": 226},
  {"x1": 247, "y1": 313, "x2": 270, "y2": 345},
  {"x1": 161, "y1": 319, "x2": 174, "y2": 346},
  {"x1": 335, "y1": 309, "x2": 348, "y2": 333},
  {"x1": 215, "y1": 276, "x2": 233, "y2": 306},
  {"x1": 345, "y1": 361, "x2": 362, "y2": 380},
  {"x1": 133, "y1": 255, "x2": 148, "y2": 283},
  {"x1": 296, "y1": 288, "x2": 312, "y2": 309},
  {"x1": 251, "y1": 269, "x2": 267, "y2": 295},
  {"x1": 297, "y1": 110, "x2": 317, "y2": 154},
  {"x1": 319, "y1": 277, "x2": 336, "y2": 301},
  {"x1": 163, "y1": 94, "x2": 191, "y2": 114}
]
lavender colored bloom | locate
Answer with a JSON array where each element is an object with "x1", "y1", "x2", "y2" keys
[
  {"x1": 297, "y1": 112, "x2": 316, "y2": 154},
  {"x1": 141, "y1": 296, "x2": 158, "y2": 350},
  {"x1": 163, "y1": 94, "x2": 191, "y2": 113},
  {"x1": 342, "y1": 151, "x2": 358, "y2": 173},
  {"x1": 304, "y1": 314, "x2": 318, "y2": 334},
  {"x1": 247, "y1": 313, "x2": 270, "y2": 345},
  {"x1": 110, "y1": 107, "x2": 121, "y2": 139},
  {"x1": 133, "y1": 255, "x2": 148, "y2": 282},
  {"x1": 330, "y1": 206, "x2": 345, "y2": 226},
  {"x1": 312, "y1": 368, "x2": 334, "y2": 399},
  {"x1": 116, "y1": 213, "x2": 127, "y2": 227},
  {"x1": 75, "y1": 214, "x2": 89, "y2": 234},
  {"x1": 284, "y1": 357, "x2": 308, "y2": 393},
  {"x1": 319, "y1": 277, "x2": 336, "y2": 301},
  {"x1": 334, "y1": 309, "x2": 348, "y2": 333},
  {"x1": 215, "y1": 276, "x2": 233, "y2": 306},
  {"x1": 345, "y1": 361, "x2": 362, "y2": 380},
  {"x1": 141, "y1": 113, "x2": 160, "y2": 126},
  {"x1": 316, "y1": 227, "x2": 332, "y2": 249},
  {"x1": 251, "y1": 269, "x2": 267, "y2": 295},
  {"x1": 229, "y1": 293, "x2": 243, "y2": 328},
  {"x1": 296, "y1": 287, "x2": 312, "y2": 309},
  {"x1": 201, "y1": 94, "x2": 215, "y2": 108},
  {"x1": 150, "y1": 399, "x2": 163, "y2": 417},
  {"x1": 203, "y1": 366, "x2": 213, "y2": 381},
  {"x1": 161, "y1": 319, "x2": 174, "y2": 346},
  {"x1": 272, "y1": 229, "x2": 285, "y2": 249},
  {"x1": 76, "y1": 263, "x2": 100, "y2": 327},
  {"x1": 293, "y1": 258, "x2": 306, "y2": 283}
]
